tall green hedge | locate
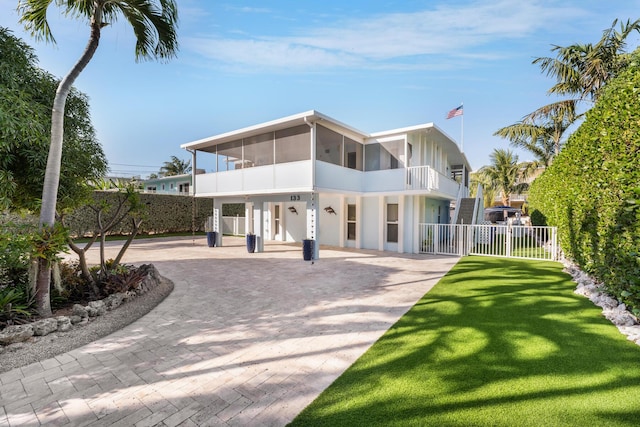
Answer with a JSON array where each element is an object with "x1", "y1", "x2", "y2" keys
[
  {"x1": 65, "y1": 191, "x2": 214, "y2": 236},
  {"x1": 528, "y1": 50, "x2": 640, "y2": 313}
]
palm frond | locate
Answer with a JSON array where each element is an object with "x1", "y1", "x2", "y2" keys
[{"x1": 17, "y1": 0, "x2": 56, "y2": 43}]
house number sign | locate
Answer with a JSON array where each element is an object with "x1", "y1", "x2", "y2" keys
[{"x1": 290, "y1": 195, "x2": 301, "y2": 201}]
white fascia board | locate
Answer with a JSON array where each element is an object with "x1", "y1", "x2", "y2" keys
[
  {"x1": 369, "y1": 122, "x2": 436, "y2": 138},
  {"x1": 180, "y1": 110, "x2": 369, "y2": 151}
]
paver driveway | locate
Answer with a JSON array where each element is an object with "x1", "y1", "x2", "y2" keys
[{"x1": 0, "y1": 236, "x2": 459, "y2": 426}]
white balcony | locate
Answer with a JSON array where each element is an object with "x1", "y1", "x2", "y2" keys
[
  {"x1": 195, "y1": 160, "x2": 313, "y2": 196},
  {"x1": 406, "y1": 166, "x2": 461, "y2": 197}
]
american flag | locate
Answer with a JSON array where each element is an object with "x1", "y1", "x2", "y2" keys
[{"x1": 446, "y1": 105, "x2": 463, "y2": 119}]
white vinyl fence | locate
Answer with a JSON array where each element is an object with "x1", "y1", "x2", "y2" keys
[
  {"x1": 418, "y1": 223, "x2": 559, "y2": 261},
  {"x1": 222, "y1": 215, "x2": 246, "y2": 236}
]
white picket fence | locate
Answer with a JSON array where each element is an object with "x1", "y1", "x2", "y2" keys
[{"x1": 418, "y1": 223, "x2": 559, "y2": 261}]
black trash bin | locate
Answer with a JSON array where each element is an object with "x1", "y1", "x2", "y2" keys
[
  {"x1": 246, "y1": 233, "x2": 256, "y2": 253},
  {"x1": 302, "y1": 239, "x2": 314, "y2": 261},
  {"x1": 206, "y1": 231, "x2": 217, "y2": 247}
]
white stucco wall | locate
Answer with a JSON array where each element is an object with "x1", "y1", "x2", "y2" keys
[
  {"x1": 317, "y1": 194, "x2": 343, "y2": 247},
  {"x1": 283, "y1": 202, "x2": 307, "y2": 242},
  {"x1": 361, "y1": 197, "x2": 381, "y2": 250}
]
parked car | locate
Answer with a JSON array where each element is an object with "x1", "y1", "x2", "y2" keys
[{"x1": 484, "y1": 206, "x2": 521, "y2": 223}]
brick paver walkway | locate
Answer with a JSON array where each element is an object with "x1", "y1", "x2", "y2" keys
[{"x1": 0, "y1": 237, "x2": 458, "y2": 426}]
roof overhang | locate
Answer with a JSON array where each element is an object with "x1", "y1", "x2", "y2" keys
[
  {"x1": 181, "y1": 110, "x2": 368, "y2": 152},
  {"x1": 180, "y1": 110, "x2": 472, "y2": 172}
]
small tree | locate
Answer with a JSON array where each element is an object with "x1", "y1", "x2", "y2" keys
[
  {"x1": 17, "y1": 0, "x2": 178, "y2": 316},
  {"x1": 60, "y1": 182, "x2": 147, "y2": 297}
]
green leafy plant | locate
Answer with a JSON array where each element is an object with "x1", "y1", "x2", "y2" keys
[
  {"x1": 100, "y1": 264, "x2": 145, "y2": 296},
  {"x1": 50, "y1": 261, "x2": 91, "y2": 308},
  {"x1": 0, "y1": 286, "x2": 33, "y2": 328}
]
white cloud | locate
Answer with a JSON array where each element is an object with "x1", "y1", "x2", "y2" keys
[{"x1": 183, "y1": 1, "x2": 586, "y2": 72}]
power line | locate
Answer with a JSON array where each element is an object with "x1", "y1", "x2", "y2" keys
[{"x1": 109, "y1": 163, "x2": 162, "y2": 169}]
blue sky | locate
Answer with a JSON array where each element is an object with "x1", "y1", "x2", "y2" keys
[{"x1": 1, "y1": 0, "x2": 639, "y2": 176}]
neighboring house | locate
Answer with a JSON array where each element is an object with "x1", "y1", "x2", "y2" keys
[
  {"x1": 143, "y1": 173, "x2": 192, "y2": 195},
  {"x1": 181, "y1": 110, "x2": 471, "y2": 258},
  {"x1": 492, "y1": 166, "x2": 545, "y2": 210}
]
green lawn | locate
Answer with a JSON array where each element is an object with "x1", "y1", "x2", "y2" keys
[
  {"x1": 73, "y1": 231, "x2": 203, "y2": 243},
  {"x1": 289, "y1": 256, "x2": 640, "y2": 427}
]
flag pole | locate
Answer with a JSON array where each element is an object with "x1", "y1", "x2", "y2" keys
[{"x1": 460, "y1": 101, "x2": 464, "y2": 152}]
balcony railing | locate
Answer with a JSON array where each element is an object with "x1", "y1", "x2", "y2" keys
[{"x1": 406, "y1": 166, "x2": 461, "y2": 196}]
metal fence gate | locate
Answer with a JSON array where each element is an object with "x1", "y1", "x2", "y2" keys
[{"x1": 418, "y1": 223, "x2": 559, "y2": 261}]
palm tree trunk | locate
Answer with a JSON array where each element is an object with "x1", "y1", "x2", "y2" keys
[{"x1": 35, "y1": 6, "x2": 104, "y2": 317}]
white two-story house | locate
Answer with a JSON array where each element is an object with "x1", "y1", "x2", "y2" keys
[{"x1": 181, "y1": 110, "x2": 470, "y2": 258}]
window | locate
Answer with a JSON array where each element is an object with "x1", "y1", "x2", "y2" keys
[
  {"x1": 275, "y1": 125, "x2": 311, "y2": 163},
  {"x1": 316, "y1": 124, "x2": 342, "y2": 166},
  {"x1": 244, "y1": 132, "x2": 274, "y2": 167},
  {"x1": 365, "y1": 139, "x2": 404, "y2": 171},
  {"x1": 217, "y1": 139, "x2": 243, "y2": 171},
  {"x1": 387, "y1": 203, "x2": 399, "y2": 243},
  {"x1": 344, "y1": 137, "x2": 363, "y2": 170},
  {"x1": 347, "y1": 204, "x2": 356, "y2": 240}
]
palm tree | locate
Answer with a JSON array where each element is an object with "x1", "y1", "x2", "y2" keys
[
  {"x1": 18, "y1": 0, "x2": 178, "y2": 316},
  {"x1": 159, "y1": 156, "x2": 191, "y2": 177},
  {"x1": 470, "y1": 171, "x2": 497, "y2": 209},
  {"x1": 494, "y1": 99, "x2": 579, "y2": 167},
  {"x1": 478, "y1": 149, "x2": 531, "y2": 207},
  {"x1": 533, "y1": 18, "x2": 640, "y2": 101},
  {"x1": 496, "y1": 19, "x2": 639, "y2": 170}
]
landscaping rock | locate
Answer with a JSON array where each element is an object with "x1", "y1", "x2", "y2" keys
[
  {"x1": 87, "y1": 300, "x2": 106, "y2": 317},
  {"x1": 70, "y1": 315, "x2": 83, "y2": 325},
  {"x1": 32, "y1": 318, "x2": 59, "y2": 336},
  {"x1": 72, "y1": 304, "x2": 88, "y2": 318},
  {"x1": 103, "y1": 292, "x2": 126, "y2": 310},
  {"x1": 57, "y1": 316, "x2": 72, "y2": 332},
  {"x1": 0, "y1": 324, "x2": 34, "y2": 346},
  {"x1": 566, "y1": 261, "x2": 639, "y2": 345},
  {"x1": 136, "y1": 264, "x2": 161, "y2": 295}
]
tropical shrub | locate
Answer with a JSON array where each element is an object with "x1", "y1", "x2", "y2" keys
[
  {"x1": 0, "y1": 286, "x2": 32, "y2": 328},
  {"x1": 528, "y1": 48, "x2": 640, "y2": 313}
]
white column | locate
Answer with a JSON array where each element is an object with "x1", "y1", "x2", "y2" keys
[
  {"x1": 338, "y1": 195, "x2": 345, "y2": 248},
  {"x1": 307, "y1": 192, "x2": 320, "y2": 259},
  {"x1": 213, "y1": 199, "x2": 223, "y2": 247},
  {"x1": 253, "y1": 202, "x2": 264, "y2": 253},
  {"x1": 398, "y1": 196, "x2": 405, "y2": 253},
  {"x1": 413, "y1": 196, "x2": 421, "y2": 254},
  {"x1": 356, "y1": 196, "x2": 362, "y2": 249},
  {"x1": 378, "y1": 196, "x2": 385, "y2": 251},
  {"x1": 245, "y1": 202, "x2": 252, "y2": 235}
]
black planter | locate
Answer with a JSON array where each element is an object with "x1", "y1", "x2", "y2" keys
[
  {"x1": 302, "y1": 239, "x2": 314, "y2": 261},
  {"x1": 246, "y1": 234, "x2": 256, "y2": 253},
  {"x1": 206, "y1": 231, "x2": 217, "y2": 247}
]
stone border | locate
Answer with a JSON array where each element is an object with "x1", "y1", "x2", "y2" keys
[
  {"x1": 0, "y1": 264, "x2": 174, "y2": 373},
  {"x1": 563, "y1": 259, "x2": 640, "y2": 345}
]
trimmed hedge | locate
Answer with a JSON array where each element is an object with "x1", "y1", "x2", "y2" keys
[
  {"x1": 65, "y1": 191, "x2": 214, "y2": 236},
  {"x1": 528, "y1": 50, "x2": 640, "y2": 314}
]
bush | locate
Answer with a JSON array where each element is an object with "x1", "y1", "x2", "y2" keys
[
  {"x1": 0, "y1": 285, "x2": 33, "y2": 327},
  {"x1": 528, "y1": 49, "x2": 640, "y2": 313}
]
